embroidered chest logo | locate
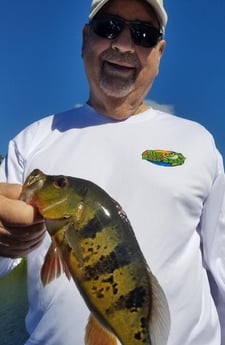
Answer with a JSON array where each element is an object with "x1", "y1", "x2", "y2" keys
[{"x1": 142, "y1": 150, "x2": 186, "y2": 167}]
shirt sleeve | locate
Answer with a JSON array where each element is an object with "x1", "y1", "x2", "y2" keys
[
  {"x1": 0, "y1": 140, "x2": 25, "y2": 277},
  {"x1": 200, "y1": 150, "x2": 225, "y2": 344},
  {"x1": 0, "y1": 119, "x2": 49, "y2": 277}
]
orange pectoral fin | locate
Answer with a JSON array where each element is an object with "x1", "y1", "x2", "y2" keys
[
  {"x1": 41, "y1": 238, "x2": 71, "y2": 286},
  {"x1": 85, "y1": 314, "x2": 117, "y2": 345}
]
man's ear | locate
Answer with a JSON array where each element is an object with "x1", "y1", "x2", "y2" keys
[
  {"x1": 81, "y1": 24, "x2": 89, "y2": 58},
  {"x1": 159, "y1": 39, "x2": 166, "y2": 57}
]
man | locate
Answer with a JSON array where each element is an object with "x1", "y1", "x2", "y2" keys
[{"x1": 0, "y1": 0, "x2": 224, "y2": 344}]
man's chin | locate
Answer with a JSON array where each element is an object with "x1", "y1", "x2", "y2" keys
[{"x1": 100, "y1": 79, "x2": 134, "y2": 98}]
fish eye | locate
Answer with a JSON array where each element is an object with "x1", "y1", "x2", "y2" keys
[{"x1": 53, "y1": 176, "x2": 68, "y2": 189}]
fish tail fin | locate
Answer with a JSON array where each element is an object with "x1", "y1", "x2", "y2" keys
[
  {"x1": 149, "y1": 272, "x2": 171, "y2": 345},
  {"x1": 85, "y1": 314, "x2": 117, "y2": 345},
  {"x1": 41, "y1": 238, "x2": 71, "y2": 286}
]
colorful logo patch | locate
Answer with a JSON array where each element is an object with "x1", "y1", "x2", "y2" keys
[{"x1": 142, "y1": 150, "x2": 186, "y2": 167}]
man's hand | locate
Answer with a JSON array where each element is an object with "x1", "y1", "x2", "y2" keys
[{"x1": 0, "y1": 183, "x2": 46, "y2": 258}]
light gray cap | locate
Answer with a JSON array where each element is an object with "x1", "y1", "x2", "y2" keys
[{"x1": 89, "y1": 0, "x2": 168, "y2": 30}]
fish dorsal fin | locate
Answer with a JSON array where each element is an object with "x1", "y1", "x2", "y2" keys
[
  {"x1": 41, "y1": 238, "x2": 71, "y2": 286},
  {"x1": 149, "y1": 272, "x2": 171, "y2": 345},
  {"x1": 85, "y1": 314, "x2": 117, "y2": 345}
]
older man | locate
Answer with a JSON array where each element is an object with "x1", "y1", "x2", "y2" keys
[{"x1": 0, "y1": 0, "x2": 224, "y2": 344}]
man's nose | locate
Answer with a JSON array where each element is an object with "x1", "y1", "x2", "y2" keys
[{"x1": 111, "y1": 25, "x2": 135, "y2": 53}]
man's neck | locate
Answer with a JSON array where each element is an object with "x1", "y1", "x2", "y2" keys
[{"x1": 87, "y1": 98, "x2": 150, "y2": 120}]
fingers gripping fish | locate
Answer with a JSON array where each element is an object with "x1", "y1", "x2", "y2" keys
[{"x1": 21, "y1": 169, "x2": 170, "y2": 345}]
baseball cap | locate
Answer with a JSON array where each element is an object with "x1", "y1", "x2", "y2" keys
[{"x1": 89, "y1": 0, "x2": 168, "y2": 30}]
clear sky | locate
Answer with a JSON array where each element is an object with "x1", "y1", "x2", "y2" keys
[{"x1": 0, "y1": 0, "x2": 224, "y2": 159}]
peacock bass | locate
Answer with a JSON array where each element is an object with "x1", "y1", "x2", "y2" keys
[{"x1": 21, "y1": 169, "x2": 170, "y2": 345}]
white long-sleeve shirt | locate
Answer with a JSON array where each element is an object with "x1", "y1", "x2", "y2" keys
[{"x1": 0, "y1": 104, "x2": 225, "y2": 345}]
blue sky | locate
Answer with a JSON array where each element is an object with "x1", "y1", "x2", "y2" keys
[{"x1": 0, "y1": 0, "x2": 225, "y2": 159}]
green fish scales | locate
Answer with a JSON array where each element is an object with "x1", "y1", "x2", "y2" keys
[{"x1": 21, "y1": 169, "x2": 170, "y2": 345}]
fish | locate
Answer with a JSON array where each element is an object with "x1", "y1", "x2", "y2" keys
[{"x1": 21, "y1": 169, "x2": 170, "y2": 345}]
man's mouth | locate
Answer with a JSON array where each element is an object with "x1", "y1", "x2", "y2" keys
[{"x1": 103, "y1": 60, "x2": 136, "y2": 74}]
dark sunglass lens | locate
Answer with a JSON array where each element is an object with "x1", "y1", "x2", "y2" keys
[
  {"x1": 131, "y1": 24, "x2": 162, "y2": 48},
  {"x1": 91, "y1": 17, "x2": 162, "y2": 48},
  {"x1": 92, "y1": 18, "x2": 123, "y2": 39}
]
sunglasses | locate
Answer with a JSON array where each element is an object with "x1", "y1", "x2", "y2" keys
[{"x1": 90, "y1": 15, "x2": 163, "y2": 48}]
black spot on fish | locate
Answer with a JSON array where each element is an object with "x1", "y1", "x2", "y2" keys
[
  {"x1": 107, "y1": 286, "x2": 147, "y2": 314},
  {"x1": 134, "y1": 332, "x2": 142, "y2": 340},
  {"x1": 133, "y1": 317, "x2": 148, "y2": 342},
  {"x1": 84, "y1": 244, "x2": 132, "y2": 280},
  {"x1": 112, "y1": 283, "x2": 118, "y2": 295},
  {"x1": 133, "y1": 317, "x2": 148, "y2": 343},
  {"x1": 96, "y1": 288, "x2": 105, "y2": 299},
  {"x1": 134, "y1": 333, "x2": 147, "y2": 343},
  {"x1": 80, "y1": 216, "x2": 103, "y2": 239},
  {"x1": 102, "y1": 275, "x2": 114, "y2": 284},
  {"x1": 80, "y1": 209, "x2": 112, "y2": 239},
  {"x1": 125, "y1": 287, "x2": 146, "y2": 311}
]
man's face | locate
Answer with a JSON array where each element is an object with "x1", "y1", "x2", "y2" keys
[{"x1": 82, "y1": 0, "x2": 166, "y2": 103}]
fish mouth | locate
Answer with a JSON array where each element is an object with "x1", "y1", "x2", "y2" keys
[{"x1": 20, "y1": 169, "x2": 46, "y2": 203}]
